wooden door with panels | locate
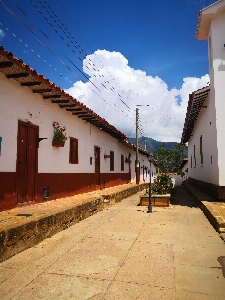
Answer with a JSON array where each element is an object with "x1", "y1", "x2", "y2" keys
[
  {"x1": 94, "y1": 146, "x2": 100, "y2": 186},
  {"x1": 16, "y1": 120, "x2": 38, "y2": 204}
]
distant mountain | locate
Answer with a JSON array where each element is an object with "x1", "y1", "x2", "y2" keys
[{"x1": 127, "y1": 137, "x2": 177, "y2": 153}]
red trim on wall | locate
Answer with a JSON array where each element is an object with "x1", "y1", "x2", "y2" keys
[
  {"x1": 189, "y1": 177, "x2": 225, "y2": 201},
  {"x1": 36, "y1": 173, "x2": 96, "y2": 202},
  {"x1": 0, "y1": 172, "x2": 17, "y2": 211},
  {"x1": 100, "y1": 173, "x2": 130, "y2": 189},
  {"x1": 36, "y1": 172, "x2": 130, "y2": 201},
  {"x1": 0, "y1": 171, "x2": 131, "y2": 211}
]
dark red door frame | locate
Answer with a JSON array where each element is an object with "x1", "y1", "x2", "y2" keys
[{"x1": 16, "y1": 120, "x2": 38, "y2": 204}]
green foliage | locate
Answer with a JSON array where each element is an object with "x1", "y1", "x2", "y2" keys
[
  {"x1": 153, "y1": 142, "x2": 187, "y2": 173},
  {"x1": 151, "y1": 173, "x2": 172, "y2": 195},
  {"x1": 53, "y1": 122, "x2": 67, "y2": 142},
  {"x1": 128, "y1": 137, "x2": 176, "y2": 153}
]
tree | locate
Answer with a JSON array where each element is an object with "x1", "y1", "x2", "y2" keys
[
  {"x1": 153, "y1": 142, "x2": 187, "y2": 173},
  {"x1": 172, "y1": 142, "x2": 188, "y2": 173},
  {"x1": 153, "y1": 143, "x2": 173, "y2": 173}
]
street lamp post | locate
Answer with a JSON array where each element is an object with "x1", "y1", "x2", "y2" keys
[{"x1": 148, "y1": 154, "x2": 153, "y2": 213}]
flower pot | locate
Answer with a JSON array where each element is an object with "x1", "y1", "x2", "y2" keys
[
  {"x1": 52, "y1": 140, "x2": 65, "y2": 147},
  {"x1": 139, "y1": 194, "x2": 170, "y2": 207}
]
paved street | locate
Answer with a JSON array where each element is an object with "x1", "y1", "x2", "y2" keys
[{"x1": 0, "y1": 186, "x2": 224, "y2": 299}]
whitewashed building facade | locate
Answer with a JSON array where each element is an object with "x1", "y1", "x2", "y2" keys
[
  {"x1": 181, "y1": 0, "x2": 225, "y2": 199},
  {"x1": 0, "y1": 47, "x2": 154, "y2": 211}
]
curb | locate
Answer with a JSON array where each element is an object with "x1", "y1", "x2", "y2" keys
[{"x1": 184, "y1": 184, "x2": 225, "y2": 237}]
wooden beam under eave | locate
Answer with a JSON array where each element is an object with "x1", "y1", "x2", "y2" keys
[
  {"x1": 6, "y1": 72, "x2": 29, "y2": 78},
  {"x1": 33, "y1": 88, "x2": 53, "y2": 93},
  {"x1": 43, "y1": 95, "x2": 62, "y2": 99},
  {"x1": 59, "y1": 104, "x2": 75, "y2": 108},
  {"x1": 52, "y1": 99, "x2": 69, "y2": 104},
  {"x1": 21, "y1": 81, "x2": 42, "y2": 86},
  {"x1": 88, "y1": 121, "x2": 101, "y2": 125},
  {"x1": 73, "y1": 111, "x2": 88, "y2": 115},
  {"x1": 0, "y1": 61, "x2": 13, "y2": 68},
  {"x1": 82, "y1": 115, "x2": 95, "y2": 121},
  {"x1": 67, "y1": 108, "x2": 81, "y2": 112},
  {"x1": 78, "y1": 114, "x2": 93, "y2": 119}
]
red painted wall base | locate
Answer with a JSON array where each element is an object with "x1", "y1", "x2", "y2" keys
[{"x1": 0, "y1": 172, "x2": 131, "y2": 211}]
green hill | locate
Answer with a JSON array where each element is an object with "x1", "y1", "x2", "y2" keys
[{"x1": 127, "y1": 137, "x2": 177, "y2": 153}]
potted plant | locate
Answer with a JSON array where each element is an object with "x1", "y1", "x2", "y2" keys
[
  {"x1": 140, "y1": 173, "x2": 173, "y2": 207},
  {"x1": 52, "y1": 122, "x2": 67, "y2": 147},
  {"x1": 151, "y1": 173, "x2": 173, "y2": 195}
]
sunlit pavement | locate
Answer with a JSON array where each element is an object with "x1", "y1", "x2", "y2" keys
[{"x1": 0, "y1": 186, "x2": 224, "y2": 299}]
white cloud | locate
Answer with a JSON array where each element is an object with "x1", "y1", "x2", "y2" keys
[
  {"x1": 0, "y1": 29, "x2": 5, "y2": 41},
  {"x1": 65, "y1": 50, "x2": 209, "y2": 142}
]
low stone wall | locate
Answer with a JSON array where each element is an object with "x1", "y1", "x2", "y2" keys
[
  {"x1": 0, "y1": 183, "x2": 147, "y2": 263},
  {"x1": 184, "y1": 183, "x2": 225, "y2": 234}
]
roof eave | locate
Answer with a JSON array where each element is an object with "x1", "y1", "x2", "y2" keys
[
  {"x1": 181, "y1": 86, "x2": 210, "y2": 144},
  {"x1": 196, "y1": 0, "x2": 225, "y2": 40},
  {"x1": 0, "y1": 46, "x2": 127, "y2": 141}
]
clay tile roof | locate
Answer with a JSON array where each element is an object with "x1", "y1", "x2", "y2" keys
[
  {"x1": 0, "y1": 46, "x2": 127, "y2": 141},
  {"x1": 181, "y1": 86, "x2": 210, "y2": 144},
  {"x1": 120, "y1": 140, "x2": 150, "y2": 158}
]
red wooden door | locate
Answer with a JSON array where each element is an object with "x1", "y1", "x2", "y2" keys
[
  {"x1": 17, "y1": 121, "x2": 38, "y2": 203},
  {"x1": 94, "y1": 146, "x2": 100, "y2": 186}
]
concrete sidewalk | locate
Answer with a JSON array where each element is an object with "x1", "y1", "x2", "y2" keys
[
  {"x1": 1, "y1": 182, "x2": 225, "y2": 263},
  {"x1": 0, "y1": 183, "x2": 147, "y2": 263},
  {"x1": 0, "y1": 186, "x2": 224, "y2": 299},
  {"x1": 184, "y1": 183, "x2": 225, "y2": 237}
]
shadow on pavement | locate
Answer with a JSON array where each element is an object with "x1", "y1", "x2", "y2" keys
[
  {"x1": 217, "y1": 256, "x2": 225, "y2": 278},
  {"x1": 170, "y1": 186, "x2": 199, "y2": 208}
]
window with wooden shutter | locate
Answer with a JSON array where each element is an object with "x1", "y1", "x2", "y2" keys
[
  {"x1": 200, "y1": 135, "x2": 203, "y2": 164},
  {"x1": 121, "y1": 154, "x2": 124, "y2": 171},
  {"x1": 69, "y1": 138, "x2": 78, "y2": 164},
  {"x1": 194, "y1": 145, "x2": 196, "y2": 167},
  {"x1": 110, "y1": 151, "x2": 114, "y2": 171}
]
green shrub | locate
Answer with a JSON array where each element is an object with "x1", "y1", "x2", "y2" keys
[{"x1": 151, "y1": 173, "x2": 172, "y2": 195}]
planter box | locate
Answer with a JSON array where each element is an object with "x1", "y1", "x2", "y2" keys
[
  {"x1": 52, "y1": 141, "x2": 65, "y2": 147},
  {"x1": 139, "y1": 194, "x2": 170, "y2": 207}
]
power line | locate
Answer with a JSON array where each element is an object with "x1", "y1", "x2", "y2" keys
[
  {"x1": 50, "y1": 0, "x2": 132, "y2": 110},
  {"x1": 0, "y1": 21, "x2": 129, "y2": 121},
  {"x1": 30, "y1": 0, "x2": 132, "y2": 111},
  {"x1": 1, "y1": 0, "x2": 133, "y2": 120}
]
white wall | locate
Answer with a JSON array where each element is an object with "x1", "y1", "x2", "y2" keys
[
  {"x1": 210, "y1": 10, "x2": 225, "y2": 185},
  {"x1": 187, "y1": 91, "x2": 218, "y2": 185},
  {"x1": 0, "y1": 73, "x2": 150, "y2": 183},
  {"x1": 170, "y1": 174, "x2": 182, "y2": 187},
  {"x1": 182, "y1": 162, "x2": 188, "y2": 181}
]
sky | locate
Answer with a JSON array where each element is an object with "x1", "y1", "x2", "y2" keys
[{"x1": 0, "y1": 0, "x2": 215, "y2": 142}]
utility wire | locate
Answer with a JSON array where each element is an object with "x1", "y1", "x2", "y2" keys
[
  {"x1": 30, "y1": 0, "x2": 131, "y2": 111},
  {"x1": 54, "y1": 0, "x2": 131, "y2": 110},
  {"x1": 0, "y1": 21, "x2": 126, "y2": 118},
  {"x1": 0, "y1": 22, "x2": 74, "y2": 85},
  {"x1": 4, "y1": 0, "x2": 132, "y2": 120},
  {"x1": 10, "y1": 0, "x2": 102, "y2": 93}
]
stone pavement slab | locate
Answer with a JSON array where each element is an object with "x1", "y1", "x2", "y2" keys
[
  {"x1": 0, "y1": 186, "x2": 224, "y2": 299},
  {"x1": 184, "y1": 183, "x2": 225, "y2": 235},
  {"x1": 0, "y1": 183, "x2": 146, "y2": 262}
]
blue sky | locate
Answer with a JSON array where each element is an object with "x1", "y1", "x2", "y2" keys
[{"x1": 0, "y1": 0, "x2": 215, "y2": 141}]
